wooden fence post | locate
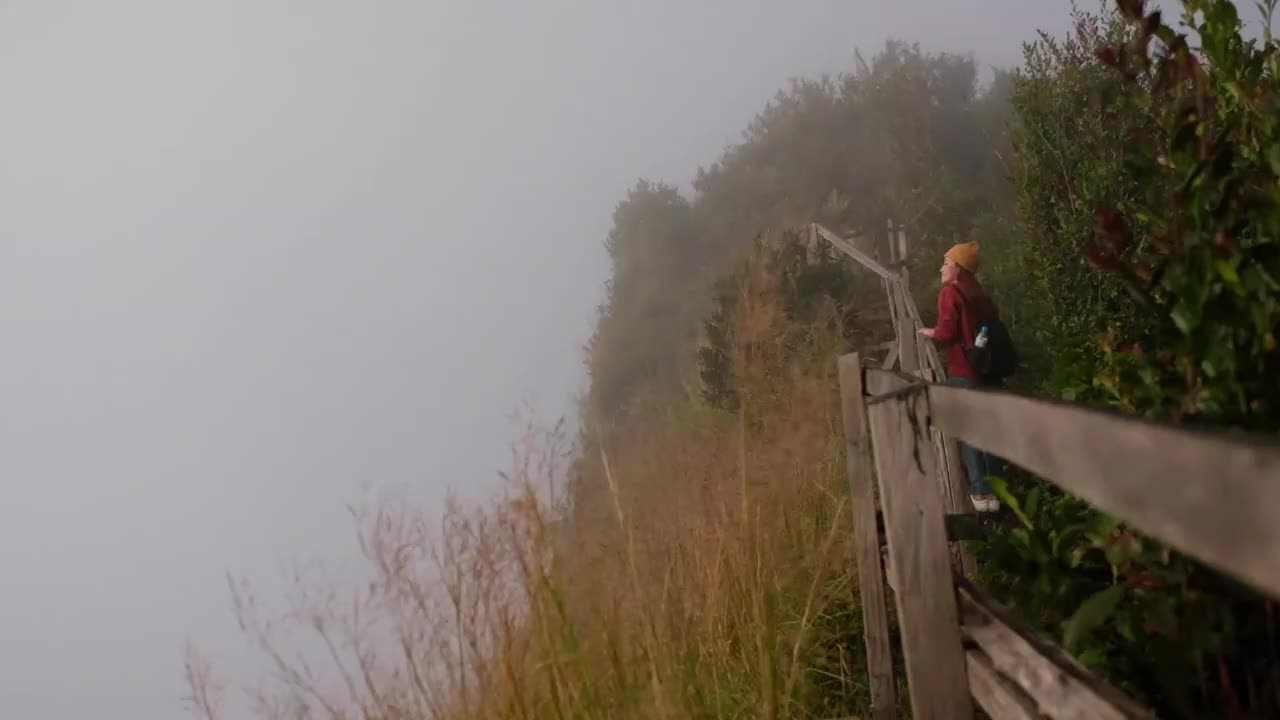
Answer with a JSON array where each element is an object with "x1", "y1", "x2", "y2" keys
[
  {"x1": 887, "y1": 221, "x2": 919, "y2": 376},
  {"x1": 837, "y1": 354, "x2": 897, "y2": 720},
  {"x1": 890, "y1": 277, "x2": 975, "y2": 575},
  {"x1": 943, "y1": 437, "x2": 977, "y2": 576},
  {"x1": 868, "y1": 386, "x2": 972, "y2": 720},
  {"x1": 893, "y1": 283, "x2": 920, "y2": 375}
]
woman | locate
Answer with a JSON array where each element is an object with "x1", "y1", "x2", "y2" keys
[{"x1": 917, "y1": 241, "x2": 1003, "y2": 512}]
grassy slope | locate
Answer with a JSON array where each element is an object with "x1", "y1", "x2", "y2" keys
[{"x1": 187, "y1": 254, "x2": 883, "y2": 720}]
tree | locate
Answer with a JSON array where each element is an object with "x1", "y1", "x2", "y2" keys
[
  {"x1": 697, "y1": 230, "x2": 877, "y2": 413},
  {"x1": 998, "y1": 7, "x2": 1155, "y2": 397},
  {"x1": 589, "y1": 43, "x2": 1016, "y2": 419},
  {"x1": 586, "y1": 181, "x2": 699, "y2": 418}
]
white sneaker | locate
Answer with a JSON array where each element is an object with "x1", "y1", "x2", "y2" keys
[{"x1": 971, "y1": 496, "x2": 1001, "y2": 513}]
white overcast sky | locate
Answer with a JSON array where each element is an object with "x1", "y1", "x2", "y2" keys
[{"x1": 0, "y1": 1, "x2": 1078, "y2": 717}]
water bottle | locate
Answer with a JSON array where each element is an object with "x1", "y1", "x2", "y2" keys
[{"x1": 975, "y1": 325, "x2": 990, "y2": 348}]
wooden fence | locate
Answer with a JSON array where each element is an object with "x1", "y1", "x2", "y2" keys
[
  {"x1": 810, "y1": 223, "x2": 1280, "y2": 720},
  {"x1": 810, "y1": 222, "x2": 976, "y2": 575}
]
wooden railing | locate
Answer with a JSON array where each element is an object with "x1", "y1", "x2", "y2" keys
[
  {"x1": 810, "y1": 223, "x2": 975, "y2": 575},
  {"x1": 841, "y1": 362, "x2": 1280, "y2": 719},
  {"x1": 812, "y1": 222, "x2": 1280, "y2": 719}
]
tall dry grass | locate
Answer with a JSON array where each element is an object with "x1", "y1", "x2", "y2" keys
[{"x1": 188, "y1": 247, "x2": 874, "y2": 720}]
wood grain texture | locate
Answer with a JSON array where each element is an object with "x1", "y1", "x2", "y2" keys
[
  {"x1": 837, "y1": 354, "x2": 897, "y2": 720},
  {"x1": 868, "y1": 388, "x2": 971, "y2": 720},
  {"x1": 864, "y1": 368, "x2": 918, "y2": 397},
  {"x1": 957, "y1": 578, "x2": 1156, "y2": 720},
  {"x1": 813, "y1": 223, "x2": 896, "y2": 280},
  {"x1": 966, "y1": 650, "x2": 1040, "y2": 720},
  {"x1": 892, "y1": 282, "x2": 920, "y2": 375},
  {"x1": 881, "y1": 343, "x2": 899, "y2": 370}
]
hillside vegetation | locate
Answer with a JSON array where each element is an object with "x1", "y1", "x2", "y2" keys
[{"x1": 189, "y1": 2, "x2": 1280, "y2": 719}]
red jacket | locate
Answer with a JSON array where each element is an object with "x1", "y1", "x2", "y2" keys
[{"x1": 933, "y1": 275, "x2": 997, "y2": 381}]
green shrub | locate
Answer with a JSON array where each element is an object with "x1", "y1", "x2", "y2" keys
[{"x1": 981, "y1": 3, "x2": 1280, "y2": 718}]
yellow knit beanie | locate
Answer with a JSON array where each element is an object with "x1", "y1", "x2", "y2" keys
[{"x1": 945, "y1": 241, "x2": 981, "y2": 273}]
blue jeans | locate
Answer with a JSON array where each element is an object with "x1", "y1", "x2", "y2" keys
[{"x1": 947, "y1": 376, "x2": 1001, "y2": 496}]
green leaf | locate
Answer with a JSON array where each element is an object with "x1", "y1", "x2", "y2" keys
[
  {"x1": 1076, "y1": 647, "x2": 1108, "y2": 670},
  {"x1": 1207, "y1": 0, "x2": 1241, "y2": 30},
  {"x1": 1266, "y1": 144, "x2": 1280, "y2": 176},
  {"x1": 1025, "y1": 486, "x2": 1043, "y2": 519},
  {"x1": 1053, "y1": 522, "x2": 1088, "y2": 556},
  {"x1": 1170, "y1": 298, "x2": 1200, "y2": 334},
  {"x1": 1216, "y1": 259, "x2": 1243, "y2": 293},
  {"x1": 1116, "y1": 611, "x2": 1137, "y2": 642},
  {"x1": 1172, "y1": 122, "x2": 1198, "y2": 154},
  {"x1": 1064, "y1": 585, "x2": 1125, "y2": 652},
  {"x1": 1105, "y1": 531, "x2": 1143, "y2": 569},
  {"x1": 989, "y1": 476, "x2": 1034, "y2": 531},
  {"x1": 1086, "y1": 513, "x2": 1122, "y2": 545},
  {"x1": 1068, "y1": 544, "x2": 1093, "y2": 569}
]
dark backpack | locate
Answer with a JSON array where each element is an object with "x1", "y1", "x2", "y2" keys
[{"x1": 952, "y1": 285, "x2": 1019, "y2": 382}]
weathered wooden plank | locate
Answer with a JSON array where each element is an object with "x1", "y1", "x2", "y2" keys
[
  {"x1": 866, "y1": 236, "x2": 969, "y2": 575},
  {"x1": 867, "y1": 370, "x2": 972, "y2": 573},
  {"x1": 931, "y1": 384, "x2": 1280, "y2": 601},
  {"x1": 906, "y1": 275, "x2": 947, "y2": 380},
  {"x1": 892, "y1": 274, "x2": 931, "y2": 370},
  {"x1": 966, "y1": 650, "x2": 1040, "y2": 720},
  {"x1": 884, "y1": 274, "x2": 966, "y2": 537},
  {"x1": 922, "y1": 341, "x2": 947, "y2": 381},
  {"x1": 884, "y1": 276, "x2": 974, "y2": 572},
  {"x1": 813, "y1": 223, "x2": 897, "y2": 280},
  {"x1": 934, "y1": 427, "x2": 976, "y2": 575},
  {"x1": 940, "y1": 432, "x2": 969, "y2": 506},
  {"x1": 927, "y1": 425, "x2": 969, "y2": 568},
  {"x1": 880, "y1": 343, "x2": 899, "y2": 370},
  {"x1": 868, "y1": 387, "x2": 971, "y2": 720},
  {"x1": 891, "y1": 283, "x2": 920, "y2": 376},
  {"x1": 886, "y1": 221, "x2": 919, "y2": 375},
  {"x1": 899, "y1": 280, "x2": 926, "y2": 326},
  {"x1": 864, "y1": 368, "x2": 918, "y2": 397},
  {"x1": 874, "y1": 512, "x2": 987, "y2": 542},
  {"x1": 956, "y1": 578, "x2": 1155, "y2": 720},
  {"x1": 892, "y1": 220, "x2": 908, "y2": 265},
  {"x1": 881, "y1": 545, "x2": 896, "y2": 593},
  {"x1": 883, "y1": 277, "x2": 902, "y2": 347},
  {"x1": 837, "y1": 354, "x2": 897, "y2": 720}
]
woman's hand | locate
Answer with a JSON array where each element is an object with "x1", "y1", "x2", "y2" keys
[{"x1": 917, "y1": 327, "x2": 936, "y2": 338}]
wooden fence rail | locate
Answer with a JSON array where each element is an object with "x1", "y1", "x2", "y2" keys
[
  {"x1": 812, "y1": 223, "x2": 975, "y2": 574},
  {"x1": 930, "y1": 384, "x2": 1280, "y2": 599},
  {"x1": 842, "y1": 361, "x2": 1280, "y2": 719},
  {"x1": 815, "y1": 222, "x2": 1280, "y2": 720}
]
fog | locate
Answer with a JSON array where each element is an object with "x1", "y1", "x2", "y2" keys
[{"x1": 0, "y1": 1, "x2": 1068, "y2": 717}]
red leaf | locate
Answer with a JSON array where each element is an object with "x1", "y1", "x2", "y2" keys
[
  {"x1": 1095, "y1": 207, "x2": 1127, "y2": 238},
  {"x1": 1087, "y1": 245, "x2": 1123, "y2": 272},
  {"x1": 1093, "y1": 206, "x2": 1131, "y2": 258}
]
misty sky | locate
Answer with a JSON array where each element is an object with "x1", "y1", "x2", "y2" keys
[{"x1": 1, "y1": 1, "x2": 1073, "y2": 717}]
